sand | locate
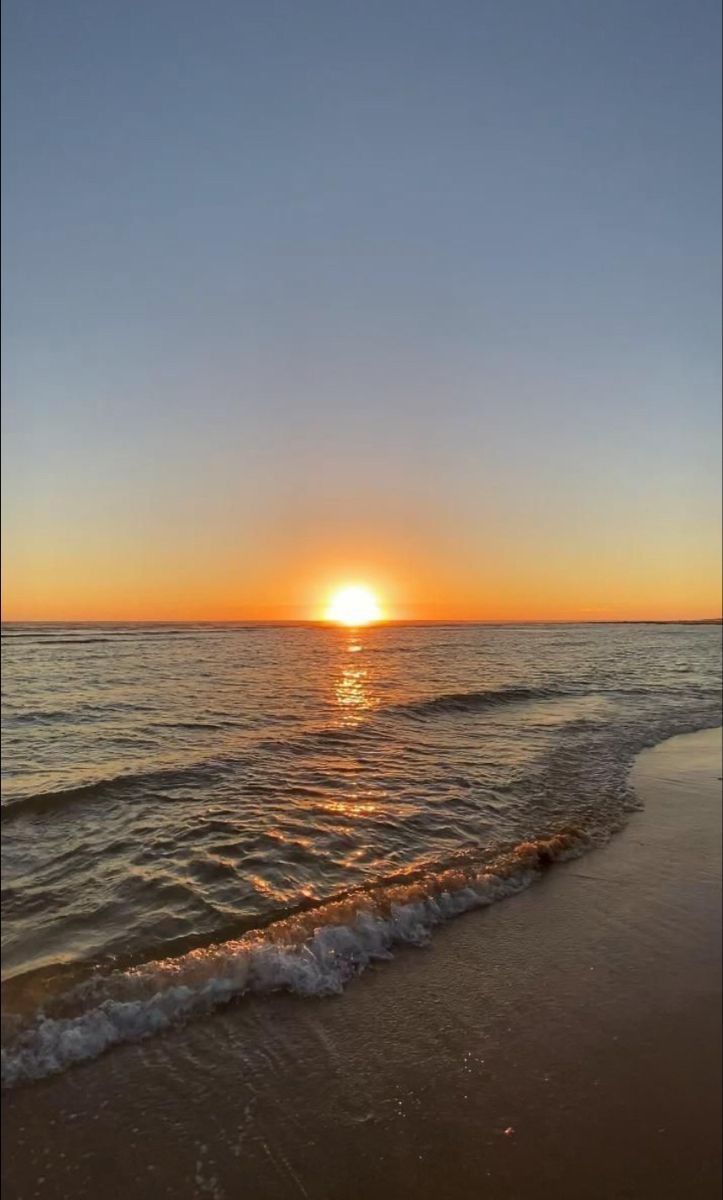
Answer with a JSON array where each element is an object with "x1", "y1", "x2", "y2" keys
[{"x1": 2, "y1": 726, "x2": 721, "y2": 1200}]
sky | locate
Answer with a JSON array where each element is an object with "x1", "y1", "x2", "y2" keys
[{"x1": 1, "y1": 0, "x2": 721, "y2": 621}]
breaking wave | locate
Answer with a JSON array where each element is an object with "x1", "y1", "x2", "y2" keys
[{"x1": 1, "y1": 829, "x2": 587, "y2": 1088}]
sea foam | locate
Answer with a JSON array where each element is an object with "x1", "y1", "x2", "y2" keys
[{"x1": 1, "y1": 831, "x2": 586, "y2": 1087}]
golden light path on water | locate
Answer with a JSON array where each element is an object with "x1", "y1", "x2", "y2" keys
[
  {"x1": 329, "y1": 629, "x2": 382, "y2": 822},
  {"x1": 335, "y1": 635, "x2": 374, "y2": 727}
]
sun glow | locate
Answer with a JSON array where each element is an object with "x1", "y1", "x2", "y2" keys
[{"x1": 325, "y1": 585, "x2": 383, "y2": 626}]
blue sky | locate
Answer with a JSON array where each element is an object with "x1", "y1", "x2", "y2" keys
[{"x1": 2, "y1": 0, "x2": 721, "y2": 619}]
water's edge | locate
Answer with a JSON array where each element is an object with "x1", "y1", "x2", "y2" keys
[{"x1": 3, "y1": 720, "x2": 720, "y2": 1090}]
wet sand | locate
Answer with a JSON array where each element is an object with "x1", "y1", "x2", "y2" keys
[{"x1": 2, "y1": 726, "x2": 721, "y2": 1199}]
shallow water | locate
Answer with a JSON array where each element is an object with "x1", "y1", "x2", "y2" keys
[{"x1": 1, "y1": 622, "x2": 720, "y2": 1084}]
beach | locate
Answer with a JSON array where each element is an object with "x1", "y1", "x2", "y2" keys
[
  {"x1": 3, "y1": 0, "x2": 721, "y2": 1193},
  {"x1": 2, "y1": 724, "x2": 720, "y2": 1199}
]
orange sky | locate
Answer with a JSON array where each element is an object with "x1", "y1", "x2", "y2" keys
[{"x1": 2, "y1": 506, "x2": 720, "y2": 622}]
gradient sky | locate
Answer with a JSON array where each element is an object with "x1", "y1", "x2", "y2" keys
[{"x1": 2, "y1": 0, "x2": 721, "y2": 621}]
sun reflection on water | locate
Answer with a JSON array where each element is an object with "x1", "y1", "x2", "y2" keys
[{"x1": 333, "y1": 633, "x2": 375, "y2": 727}]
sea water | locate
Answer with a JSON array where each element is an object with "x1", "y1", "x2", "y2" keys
[{"x1": 1, "y1": 621, "x2": 720, "y2": 1084}]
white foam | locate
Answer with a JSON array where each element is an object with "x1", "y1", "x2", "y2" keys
[{"x1": 1, "y1": 868, "x2": 539, "y2": 1087}]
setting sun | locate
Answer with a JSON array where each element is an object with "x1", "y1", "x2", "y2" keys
[{"x1": 324, "y1": 585, "x2": 383, "y2": 626}]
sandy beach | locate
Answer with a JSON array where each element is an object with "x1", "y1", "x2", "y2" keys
[{"x1": 2, "y1": 725, "x2": 721, "y2": 1200}]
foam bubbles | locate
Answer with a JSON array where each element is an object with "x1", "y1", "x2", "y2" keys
[{"x1": 2, "y1": 842, "x2": 579, "y2": 1088}]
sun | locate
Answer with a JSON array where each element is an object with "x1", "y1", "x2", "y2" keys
[{"x1": 325, "y1": 584, "x2": 383, "y2": 627}]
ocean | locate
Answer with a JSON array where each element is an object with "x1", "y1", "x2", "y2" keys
[{"x1": 1, "y1": 621, "x2": 721, "y2": 1088}]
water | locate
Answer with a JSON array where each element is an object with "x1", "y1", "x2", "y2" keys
[{"x1": 1, "y1": 621, "x2": 720, "y2": 1085}]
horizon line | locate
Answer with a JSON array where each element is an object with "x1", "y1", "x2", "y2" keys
[{"x1": 2, "y1": 617, "x2": 721, "y2": 627}]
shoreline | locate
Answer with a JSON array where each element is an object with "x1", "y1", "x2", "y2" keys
[{"x1": 2, "y1": 726, "x2": 721, "y2": 1199}]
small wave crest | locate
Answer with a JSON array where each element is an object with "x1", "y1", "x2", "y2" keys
[
  {"x1": 0, "y1": 760, "x2": 224, "y2": 823},
  {"x1": 0, "y1": 828, "x2": 588, "y2": 1087},
  {"x1": 395, "y1": 685, "x2": 567, "y2": 718}
]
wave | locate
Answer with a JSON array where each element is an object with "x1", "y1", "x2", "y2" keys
[
  {"x1": 0, "y1": 828, "x2": 588, "y2": 1088},
  {"x1": 1, "y1": 627, "x2": 201, "y2": 639},
  {"x1": 0, "y1": 686, "x2": 566, "y2": 821},
  {"x1": 0, "y1": 760, "x2": 224, "y2": 823},
  {"x1": 0, "y1": 778, "x2": 138, "y2": 822},
  {"x1": 394, "y1": 685, "x2": 568, "y2": 718},
  {"x1": 1, "y1": 624, "x2": 319, "y2": 644},
  {"x1": 2, "y1": 700, "x2": 165, "y2": 727},
  {"x1": 3, "y1": 709, "x2": 72, "y2": 725},
  {"x1": 3, "y1": 637, "x2": 116, "y2": 646}
]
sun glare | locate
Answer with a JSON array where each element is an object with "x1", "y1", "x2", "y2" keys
[{"x1": 325, "y1": 585, "x2": 383, "y2": 626}]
